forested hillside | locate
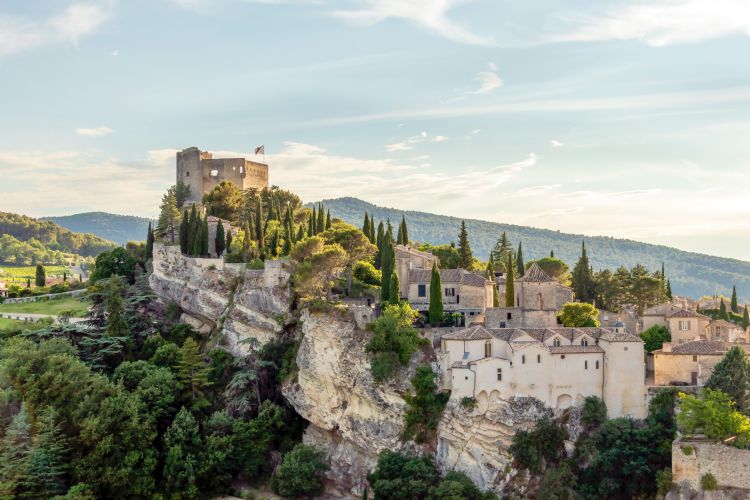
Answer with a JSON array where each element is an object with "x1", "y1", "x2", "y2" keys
[
  {"x1": 313, "y1": 197, "x2": 750, "y2": 301},
  {"x1": 0, "y1": 212, "x2": 117, "y2": 265},
  {"x1": 41, "y1": 212, "x2": 151, "y2": 245}
]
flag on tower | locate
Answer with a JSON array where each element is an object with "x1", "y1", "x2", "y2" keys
[{"x1": 254, "y1": 145, "x2": 265, "y2": 155}]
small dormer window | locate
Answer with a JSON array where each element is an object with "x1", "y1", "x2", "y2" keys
[
  {"x1": 581, "y1": 338, "x2": 588, "y2": 346},
  {"x1": 553, "y1": 338, "x2": 561, "y2": 347}
]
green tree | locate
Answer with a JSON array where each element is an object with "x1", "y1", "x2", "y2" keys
[
  {"x1": 516, "y1": 242, "x2": 525, "y2": 278},
  {"x1": 325, "y1": 209, "x2": 332, "y2": 230},
  {"x1": 429, "y1": 263, "x2": 444, "y2": 325},
  {"x1": 187, "y1": 204, "x2": 199, "y2": 256},
  {"x1": 677, "y1": 389, "x2": 750, "y2": 446},
  {"x1": 363, "y1": 212, "x2": 371, "y2": 242},
  {"x1": 317, "y1": 204, "x2": 325, "y2": 234},
  {"x1": 157, "y1": 188, "x2": 181, "y2": 244},
  {"x1": 559, "y1": 302, "x2": 600, "y2": 327},
  {"x1": 105, "y1": 274, "x2": 129, "y2": 338},
  {"x1": 380, "y1": 235, "x2": 395, "y2": 303},
  {"x1": 366, "y1": 303, "x2": 425, "y2": 382},
  {"x1": 705, "y1": 346, "x2": 750, "y2": 410},
  {"x1": 666, "y1": 278, "x2": 673, "y2": 299},
  {"x1": 719, "y1": 299, "x2": 729, "y2": 320},
  {"x1": 732, "y1": 285, "x2": 739, "y2": 313},
  {"x1": 163, "y1": 407, "x2": 202, "y2": 498},
  {"x1": 457, "y1": 221, "x2": 473, "y2": 269},
  {"x1": 400, "y1": 215, "x2": 409, "y2": 245},
  {"x1": 26, "y1": 407, "x2": 69, "y2": 498},
  {"x1": 527, "y1": 257, "x2": 569, "y2": 284},
  {"x1": 743, "y1": 305, "x2": 749, "y2": 330},
  {"x1": 202, "y1": 181, "x2": 243, "y2": 222},
  {"x1": 367, "y1": 451, "x2": 438, "y2": 499},
  {"x1": 35, "y1": 264, "x2": 46, "y2": 287},
  {"x1": 509, "y1": 417, "x2": 566, "y2": 474},
  {"x1": 89, "y1": 247, "x2": 137, "y2": 283},
  {"x1": 272, "y1": 444, "x2": 329, "y2": 498},
  {"x1": 640, "y1": 325, "x2": 671, "y2": 353},
  {"x1": 571, "y1": 241, "x2": 596, "y2": 303},
  {"x1": 402, "y1": 365, "x2": 449, "y2": 443},
  {"x1": 389, "y1": 272, "x2": 400, "y2": 305},
  {"x1": 200, "y1": 215, "x2": 209, "y2": 256},
  {"x1": 321, "y1": 223, "x2": 376, "y2": 295},
  {"x1": 0, "y1": 405, "x2": 32, "y2": 498},
  {"x1": 146, "y1": 221, "x2": 155, "y2": 260},
  {"x1": 215, "y1": 221, "x2": 226, "y2": 257},
  {"x1": 179, "y1": 210, "x2": 190, "y2": 254},
  {"x1": 178, "y1": 338, "x2": 212, "y2": 410},
  {"x1": 375, "y1": 221, "x2": 385, "y2": 269},
  {"x1": 491, "y1": 232, "x2": 513, "y2": 271},
  {"x1": 505, "y1": 253, "x2": 515, "y2": 307},
  {"x1": 173, "y1": 181, "x2": 191, "y2": 208}
]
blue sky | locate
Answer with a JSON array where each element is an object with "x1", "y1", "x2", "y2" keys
[{"x1": 2, "y1": 0, "x2": 750, "y2": 260}]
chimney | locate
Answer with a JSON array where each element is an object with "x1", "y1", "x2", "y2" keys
[{"x1": 662, "y1": 342, "x2": 672, "y2": 353}]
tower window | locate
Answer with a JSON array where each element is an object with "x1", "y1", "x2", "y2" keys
[
  {"x1": 585, "y1": 360, "x2": 588, "y2": 370},
  {"x1": 185, "y1": 171, "x2": 189, "y2": 177},
  {"x1": 537, "y1": 354, "x2": 541, "y2": 363},
  {"x1": 497, "y1": 368, "x2": 502, "y2": 381},
  {"x1": 596, "y1": 360, "x2": 599, "y2": 369}
]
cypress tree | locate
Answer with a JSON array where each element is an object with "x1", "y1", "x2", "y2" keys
[
  {"x1": 226, "y1": 229, "x2": 233, "y2": 254},
  {"x1": 742, "y1": 305, "x2": 749, "y2": 330},
  {"x1": 369, "y1": 218, "x2": 376, "y2": 244},
  {"x1": 389, "y1": 272, "x2": 400, "y2": 305},
  {"x1": 35, "y1": 264, "x2": 45, "y2": 287},
  {"x1": 243, "y1": 222, "x2": 252, "y2": 261},
  {"x1": 178, "y1": 337, "x2": 212, "y2": 410},
  {"x1": 325, "y1": 209, "x2": 332, "y2": 230},
  {"x1": 386, "y1": 219, "x2": 394, "y2": 241},
  {"x1": 731, "y1": 285, "x2": 739, "y2": 313},
  {"x1": 187, "y1": 205, "x2": 198, "y2": 254},
  {"x1": 147, "y1": 221, "x2": 155, "y2": 260},
  {"x1": 380, "y1": 235, "x2": 394, "y2": 303},
  {"x1": 105, "y1": 275, "x2": 129, "y2": 337},
  {"x1": 550, "y1": 250, "x2": 554, "y2": 258},
  {"x1": 505, "y1": 253, "x2": 515, "y2": 307},
  {"x1": 375, "y1": 222, "x2": 385, "y2": 269},
  {"x1": 429, "y1": 262, "x2": 444, "y2": 325},
  {"x1": 200, "y1": 215, "x2": 209, "y2": 256},
  {"x1": 458, "y1": 221, "x2": 473, "y2": 269},
  {"x1": 571, "y1": 241, "x2": 595, "y2": 303},
  {"x1": 283, "y1": 223, "x2": 293, "y2": 256},
  {"x1": 516, "y1": 242, "x2": 525, "y2": 278},
  {"x1": 255, "y1": 198, "x2": 264, "y2": 243},
  {"x1": 396, "y1": 222, "x2": 404, "y2": 246},
  {"x1": 215, "y1": 222, "x2": 226, "y2": 257},
  {"x1": 178, "y1": 213, "x2": 188, "y2": 254},
  {"x1": 296, "y1": 224, "x2": 305, "y2": 242},
  {"x1": 363, "y1": 213, "x2": 370, "y2": 239},
  {"x1": 317, "y1": 204, "x2": 325, "y2": 233},
  {"x1": 666, "y1": 278, "x2": 673, "y2": 299},
  {"x1": 307, "y1": 212, "x2": 314, "y2": 237},
  {"x1": 270, "y1": 229, "x2": 279, "y2": 257},
  {"x1": 719, "y1": 299, "x2": 729, "y2": 320},
  {"x1": 401, "y1": 215, "x2": 408, "y2": 245}
]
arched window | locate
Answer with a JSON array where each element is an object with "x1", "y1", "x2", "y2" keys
[
  {"x1": 522, "y1": 355, "x2": 526, "y2": 364},
  {"x1": 585, "y1": 360, "x2": 588, "y2": 370},
  {"x1": 485, "y1": 341, "x2": 492, "y2": 358},
  {"x1": 595, "y1": 360, "x2": 600, "y2": 369},
  {"x1": 553, "y1": 338, "x2": 561, "y2": 347},
  {"x1": 536, "y1": 292, "x2": 543, "y2": 309},
  {"x1": 537, "y1": 354, "x2": 541, "y2": 363},
  {"x1": 581, "y1": 338, "x2": 588, "y2": 346}
]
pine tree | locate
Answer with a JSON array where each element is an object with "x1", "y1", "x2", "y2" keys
[
  {"x1": 516, "y1": 242, "x2": 525, "y2": 278},
  {"x1": 325, "y1": 209, "x2": 332, "y2": 230},
  {"x1": 215, "y1": 222, "x2": 226, "y2": 257},
  {"x1": 35, "y1": 264, "x2": 46, "y2": 287},
  {"x1": 505, "y1": 253, "x2": 515, "y2": 307},
  {"x1": 363, "y1": 213, "x2": 371, "y2": 240},
  {"x1": 146, "y1": 221, "x2": 155, "y2": 260},
  {"x1": 491, "y1": 232, "x2": 513, "y2": 270},
  {"x1": 0, "y1": 405, "x2": 32, "y2": 497},
  {"x1": 742, "y1": 305, "x2": 749, "y2": 330},
  {"x1": 25, "y1": 407, "x2": 69, "y2": 498},
  {"x1": 317, "y1": 204, "x2": 325, "y2": 234},
  {"x1": 731, "y1": 286, "x2": 739, "y2": 313},
  {"x1": 666, "y1": 278, "x2": 673, "y2": 299},
  {"x1": 380, "y1": 235, "x2": 394, "y2": 303},
  {"x1": 458, "y1": 221, "x2": 473, "y2": 269},
  {"x1": 719, "y1": 299, "x2": 729, "y2": 320},
  {"x1": 389, "y1": 272, "x2": 400, "y2": 305},
  {"x1": 105, "y1": 275, "x2": 129, "y2": 337},
  {"x1": 571, "y1": 241, "x2": 596, "y2": 303},
  {"x1": 705, "y1": 346, "x2": 750, "y2": 409},
  {"x1": 200, "y1": 215, "x2": 209, "y2": 256},
  {"x1": 178, "y1": 337, "x2": 212, "y2": 410},
  {"x1": 179, "y1": 211, "x2": 189, "y2": 254},
  {"x1": 156, "y1": 189, "x2": 181, "y2": 244},
  {"x1": 429, "y1": 262, "x2": 444, "y2": 325},
  {"x1": 400, "y1": 215, "x2": 408, "y2": 245}
]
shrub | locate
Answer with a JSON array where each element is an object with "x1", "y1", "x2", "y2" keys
[
  {"x1": 370, "y1": 351, "x2": 401, "y2": 383},
  {"x1": 460, "y1": 396, "x2": 478, "y2": 411},
  {"x1": 640, "y1": 325, "x2": 671, "y2": 353},
  {"x1": 581, "y1": 396, "x2": 607, "y2": 428},
  {"x1": 246, "y1": 259, "x2": 265, "y2": 270},
  {"x1": 700, "y1": 472, "x2": 717, "y2": 491},
  {"x1": 402, "y1": 365, "x2": 449, "y2": 443},
  {"x1": 656, "y1": 468, "x2": 673, "y2": 497},
  {"x1": 353, "y1": 260, "x2": 381, "y2": 286},
  {"x1": 366, "y1": 303, "x2": 426, "y2": 382},
  {"x1": 271, "y1": 444, "x2": 329, "y2": 498},
  {"x1": 509, "y1": 417, "x2": 566, "y2": 474},
  {"x1": 681, "y1": 445, "x2": 694, "y2": 455}
]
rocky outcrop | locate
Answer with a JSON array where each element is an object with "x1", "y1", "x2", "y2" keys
[
  {"x1": 436, "y1": 396, "x2": 551, "y2": 495},
  {"x1": 283, "y1": 309, "x2": 427, "y2": 498},
  {"x1": 149, "y1": 243, "x2": 292, "y2": 355}
]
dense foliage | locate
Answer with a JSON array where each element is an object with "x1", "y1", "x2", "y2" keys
[
  {"x1": 558, "y1": 302, "x2": 600, "y2": 327},
  {"x1": 402, "y1": 365, "x2": 449, "y2": 443},
  {"x1": 677, "y1": 389, "x2": 750, "y2": 448},
  {"x1": 705, "y1": 346, "x2": 750, "y2": 410},
  {"x1": 365, "y1": 303, "x2": 427, "y2": 382},
  {"x1": 640, "y1": 325, "x2": 671, "y2": 353}
]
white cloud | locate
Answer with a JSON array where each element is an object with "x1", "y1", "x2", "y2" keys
[
  {"x1": 75, "y1": 126, "x2": 114, "y2": 137},
  {"x1": 0, "y1": 2, "x2": 113, "y2": 58},
  {"x1": 550, "y1": 139, "x2": 564, "y2": 147},
  {"x1": 332, "y1": 0, "x2": 492, "y2": 46},
  {"x1": 386, "y1": 142, "x2": 412, "y2": 152},
  {"x1": 472, "y1": 70, "x2": 503, "y2": 94},
  {"x1": 553, "y1": 0, "x2": 750, "y2": 46},
  {"x1": 385, "y1": 131, "x2": 448, "y2": 151}
]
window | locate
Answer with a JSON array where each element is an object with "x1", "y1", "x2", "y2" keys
[
  {"x1": 445, "y1": 288, "x2": 455, "y2": 297},
  {"x1": 185, "y1": 171, "x2": 190, "y2": 177},
  {"x1": 595, "y1": 360, "x2": 599, "y2": 369},
  {"x1": 581, "y1": 338, "x2": 588, "y2": 346},
  {"x1": 485, "y1": 341, "x2": 492, "y2": 358},
  {"x1": 497, "y1": 368, "x2": 502, "y2": 381},
  {"x1": 680, "y1": 320, "x2": 691, "y2": 331},
  {"x1": 522, "y1": 355, "x2": 526, "y2": 364},
  {"x1": 537, "y1": 354, "x2": 541, "y2": 363},
  {"x1": 536, "y1": 293, "x2": 543, "y2": 309},
  {"x1": 585, "y1": 360, "x2": 588, "y2": 369},
  {"x1": 507, "y1": 312, "x2": 512, "y2": 320},
  {"x1": 553, "y1": 338, "x2": 561, "y2": 347},
  {"x1": 500, "y1": 321, "x2": 506, "y2": 328},
  {"x1": 418, "y1": 284, "x2": 426, "y2": 297},
  {"x1": 693, "y1": 355, "x2": 698, "y2": 362}
]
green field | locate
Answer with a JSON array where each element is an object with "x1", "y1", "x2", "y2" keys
[
  {"x1": 0, "y1": 296, "x2": 91, "y2": 317},
  {"x1": 0, "y1": 265, "x2": 73, "y2": 286},
  {"x1": 0, "y1": 317, "x2": 48, "y2": 332}
]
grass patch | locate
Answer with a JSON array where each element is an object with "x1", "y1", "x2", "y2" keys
[
  {"x1": 0, "y1": 265, "x2": 71, "y2": 285},
  {"x1": 0, "y1": 296, "x2": 91, "y2": 317},
  {"x1": 0, "y1": 317, "x2": 48, "y2": 333}
]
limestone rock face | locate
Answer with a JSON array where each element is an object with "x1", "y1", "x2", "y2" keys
[
  {"x1": 149, "y1": 243, "x2": 292, "y2": 355},
  {"x1": 436, "y1": 397, "x2": 551, "y2": 495},
  {"x1": 282, "y1": 309, "x2": 425, "y2": 498}
]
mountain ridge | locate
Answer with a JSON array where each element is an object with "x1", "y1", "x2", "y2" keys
[{"x1": 41, "y1": 212, "x2": 152, "y2": 245}]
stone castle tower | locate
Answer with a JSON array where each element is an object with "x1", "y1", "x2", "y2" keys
[{"x1": 176, "y1": 147, "x2": 269, "y2": 204}]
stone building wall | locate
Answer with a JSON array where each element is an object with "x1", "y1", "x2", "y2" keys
[{"x1": 672, "y1": 437, "x2": 750, "y2": 491}]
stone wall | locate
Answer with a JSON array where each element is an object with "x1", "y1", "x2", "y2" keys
[
  {"x1": 672, "y1": 436, "x2": 750, "y2": 491},
  {"x1": 1, "y1": 288, "x2": 87, "y2": 304}
]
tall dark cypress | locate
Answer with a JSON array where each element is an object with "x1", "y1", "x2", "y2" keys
[
  {"x1": 386, "y1": 219, "x2": 394, "y2": 241},
  {"x1": 317, "y1": 203, "x2": 325, "y2": 233},
  {"x1": 297, "y1": 224, "x2": 306, "y2": 242},
  {"x1": 307, "y1": 212, "x2": 314, "y2": 237},
  {"x1": 375, "y1": 222, "x2": 385, "y2": 269},
  {"x1": 458, "y1": 221, "x2": 473, "y2": 269},
  {"x1": 226, "y1": 229, "x2": 233, "y2": 254},
  {"x1": 400, "y1": 215, "x2": 408, "y2": 245},
  {"x1": 380, "y1": 234, "x2": 394, "y2": 303},
  {"x1": 178, "y1": 211, "x2": 189, "y2": 254},
  {"x1": 516, "y1": 242, "x2": 525, "y2": 277},
  {"x1": 146, "y1": 221, "x2": 155, "y2": 260},
  {"x1": 363, "y1": 213, "x2": 371, "y2": 240},
  {"x1": 369, "y1": 218, "x2": 375, "y2": 244},
  {"x1": 731, "y1": 285, "x2": 739, "y2": 313},
  {"x1": 325, "y1": 209, "x2": 332, "y2": 230},
  {"x1": 396, "y1": 222, "x2": 404, "y2": 246},
  {"x1": 429, "y1": 262, "x2": 444, "y2": 324},
  {"x1": 311, "y1": 206, "x2": 317, "y2": 235},
  {"x1": 255, "y1": 198, "x2": 265, "y2": 251},
  {"x1": 188, "y1": 205, "x2": 198, "y2": 255},
  {"x1": 215, "y1": 222, "x2": 226, "y2": 257},
  {"x1": 200, "y1": 215, "x2": 209, "y2": 256}
]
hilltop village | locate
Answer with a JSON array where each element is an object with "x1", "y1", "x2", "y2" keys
[{"x1": 2, "y1": 147, "x2": 750, "y2": 499}]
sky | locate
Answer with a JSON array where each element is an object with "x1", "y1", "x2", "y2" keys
[{"x1": 1, "y1": 0, "x2": 750, "y2": 261}]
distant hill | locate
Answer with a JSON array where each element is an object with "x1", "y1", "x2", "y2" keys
[
  {"x1": 311, "y1": 197, "x2": 750, "y2": 301},
  {"x1": 0, "y1": 212, "x2": 117, "y2": 266},
  {"x1": 41, "y1": 212, "x2": 152, "y2": 245}
]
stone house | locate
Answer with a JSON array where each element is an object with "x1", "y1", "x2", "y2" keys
[
  {"x1": 485, "y1": 263, "x2": 573, "y2": 329},
  {"x1": 394, "y1": 245, "x2": 494, "y2": 325},
  {"x1": 708, "y1": 319, "x2": 748, "y2": 343},
  {"x1": 176, "y1": 147, "x2": 268, "y2": 205},
  {"x1": 438, "y1": 325, "x2": 646, "y2": 418},
  {"x1": 640, "y1": 303, "x2": 710, "y2": 342},
  {"x1": 653, "y1": 341, "x2": 750, "y2": 386}
]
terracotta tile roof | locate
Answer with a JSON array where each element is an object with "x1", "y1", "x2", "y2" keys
[
  {"x1": 395, "y1": 245, "x2": 435, "y2": 261},
  {"x1": 668, "y1": 341, "x2": 731, "y2": 355},
  {"x1": 518, "y1": 263, "x2": 555, "y2": 283},
  {"x1": 667, "y1": 309, "x2": 710, "y2": 319},
  {"x1": 408, "y1": 268, "x2": 487, "y2": 288},
  {"x1": 549, "y1": 345, "x2": 605, "y2": 354},
  {"x1": 710, "y1": 319, "x2": 742, "y2": 329},
  {"x1": 441, "y1": 325, "x2": 493, "y2": 341},
  {"x1": 483, "y1": 327, "x2": 641, "y2": 344},
  {"x1": 643, "y1": 303, "x2": 682, "y2": 316}
]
